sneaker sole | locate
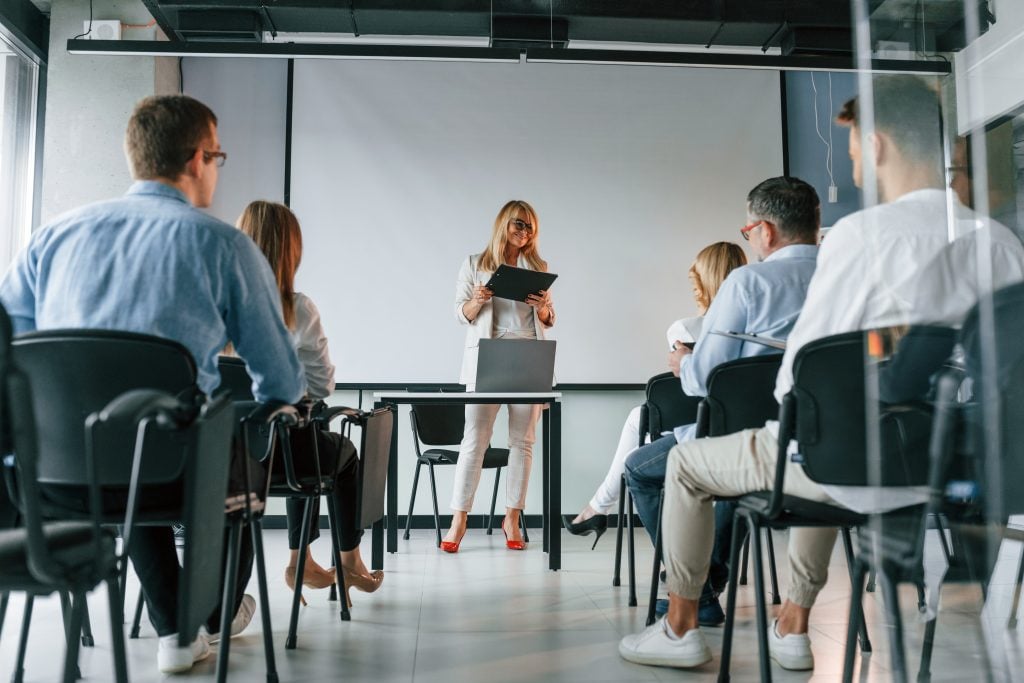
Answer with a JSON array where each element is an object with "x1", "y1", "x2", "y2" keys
[
  {"x1": 769, "y1": 651, "x2": 814, "y2": 671},
  {"x1": 618, "y1": 642, "x2": 713, "y2": 668}
]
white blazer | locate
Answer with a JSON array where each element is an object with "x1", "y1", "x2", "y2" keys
[{"x1": 454, "y1": 252, "x2": 555, "y2": 387}]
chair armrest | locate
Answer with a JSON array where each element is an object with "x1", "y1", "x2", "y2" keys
[
  {"x1": 242, "y1": 401, "x2": 301, "y2": 429},
  {"x1": 694, "y1": 399, "x2": 709, "y2": 439},
  {"x1": 312, "y1": 403, "x2": 360, "y2": 427}
]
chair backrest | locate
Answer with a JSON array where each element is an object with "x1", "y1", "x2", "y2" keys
[
  {"x1": 788, "y1": 327, "x2": 953, "y2": 487},
  {"x1": 959, "y1": 281, "x2": 1024, "y2": 519},
  {"x1": 355, "y1": 406, "x2": 395, "y2": 528},
  {"x1": 11, "y1": 330, "x2": 199, "y2": 487},
  {"x1": 410, "y1": 404, "x2": 465, "y2": 447},
  {"x1": 643, "y1": 372, "x2": 701, "y2": 438},
  {"x1": 698, "y1": 354, "x2": 783, "y2": 438},
  {"x1": 217, "y1": 355, "x2": 255, "y2": 401}
]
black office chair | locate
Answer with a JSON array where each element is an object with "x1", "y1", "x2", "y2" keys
[
  {"x1": 6, "y1": 330, "x2": 284, "y2": 683},
  {"x1": 840, "y1": 303, "x2": 1017, "y2": 682},
  {"x1": 612, "y1": 372, "x2": 701, "y2": 606},
  {"x1": 403, "y1": 404, "x2": 524, "y2": 546},
  {"x1": 644, "y1": 354, "x2": 784, "y2": 626},
  {"x1": 718, "y1": 329, "x2": 950, "y2": 682}
]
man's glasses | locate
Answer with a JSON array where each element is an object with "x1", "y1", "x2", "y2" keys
[
  {"x1": 200, "y1": 150, "x2": 228, "y2": 168},
  {"x1": 510, "y1": 218, "x2": 535, "y2": 235},
  {"x1": 740, "y1": 220, "x2": 763, "y2": 241}
]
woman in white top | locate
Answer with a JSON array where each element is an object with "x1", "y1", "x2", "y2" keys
[
  {"x1": 563, "y1": 241, "x2": 747, "y2": 545},
  {"x1": 440, "y1": 200, "x2": 555, "y2": 552},
  {"x1": 237, "y1": 201, "x2": 382, "y2": 603}
]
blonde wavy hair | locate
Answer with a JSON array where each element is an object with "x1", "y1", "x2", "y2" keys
[
  {"x1": 236, "y1": 201, "x2": 303, "y2": 329},
  {"x1": 688, "y1": 242, "x2": 747, "y2": 313},
  {"x1": 476, "y1": 200, "x2": 547, "y2": 273}
]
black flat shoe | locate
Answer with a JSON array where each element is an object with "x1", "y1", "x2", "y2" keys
[{"x1": 561, "y1": 515, "x2": 608, "y2": 549}]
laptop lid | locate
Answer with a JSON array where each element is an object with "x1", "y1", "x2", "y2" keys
[{"x1": 475, "y1": 339, "x2": 556, "y2": 392}]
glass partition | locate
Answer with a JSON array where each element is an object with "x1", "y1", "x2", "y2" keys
[{"x1": 0, "y1": 34, "x2": 39, "y2": 273}]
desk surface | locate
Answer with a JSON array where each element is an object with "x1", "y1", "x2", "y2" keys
[{"x1": 373, "y1": 391, "x2": 562, "y2": 400}]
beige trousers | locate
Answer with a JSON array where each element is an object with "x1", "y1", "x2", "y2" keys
[
  {"x1": 450, "y1": 403, "x2": 541, "y2": 512},
  {"x1": 662, "y1": 427, "x2": 838, "y2": 608}
]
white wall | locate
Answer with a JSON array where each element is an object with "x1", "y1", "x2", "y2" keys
[
  {"x1": 955, "y1": 0, "x2": 1024, "y2": 132},
  {"x1": 40, "y1": 0, "x2": 173, "y2": 224}
]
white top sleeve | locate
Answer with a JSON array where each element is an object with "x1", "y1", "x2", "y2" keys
[
  {"x1": 291, "y1": 292, "x2": 336, "y2": 399},
  {"x1": 665, "y1": 316, "x2": 703, "y2": 350}
]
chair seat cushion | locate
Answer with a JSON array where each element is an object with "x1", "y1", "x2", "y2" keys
[
  {"x1": 0, "y1": 522, "x2": 117, "y2": 591},
  {"x1": 738, "y1": 492, "x2": 867, "y2": 528},
  {"x1": 420, "y1": 447, "x2": 511, "y2": 469}
]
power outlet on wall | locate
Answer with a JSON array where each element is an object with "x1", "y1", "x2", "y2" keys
[{"x1": 82, "y1": 20, "x2": 122, "y2": 40}]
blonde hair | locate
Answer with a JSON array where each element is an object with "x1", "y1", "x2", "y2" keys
[
  {"x1": 688, "y1": 242, "x2": 747, "y2": 312},
  {"x1": 476, "y1": 200, "x2": 547, "y2": 273},
  {"x1": 236, "y1": 201, "x2": 303, "y2": 329}
]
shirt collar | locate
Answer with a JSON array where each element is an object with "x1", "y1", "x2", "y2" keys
[
  {"x1": 126, "y1": 180, "x2": 191, "y2": 205},
  {"x1": 763, "y1": 243, "x2": 818, "y2": 263}
]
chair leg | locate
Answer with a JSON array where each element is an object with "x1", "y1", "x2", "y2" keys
[
  {"x1": 878, "y1": 571, "x2": 909, "y2": 683},
  {"x1": 841, "y1": 527, "x2": 872, "y2": 653},
  {"x1": 932, "y1": 513, "x2": 953, "y2": 565},
  {"x1": 645, "y1": 491, "x2": 665, "y2": 627},
  {"x1": 250, "y1": 519, "x2": 280, "y2": 682},
  {"x1": 748, "y1": 516, "x2": 773, "y2": 683},
  {"x1": 1007, "y1": 543, "x2": 1024, "y2": 628},
  {"x1": 0, "y1": 591, "x2": 8, "y2": 641},
  {"x1": 61, "y1": 592, "x2": 85, "y2": 683},
  {"x1": 129, "y1": 586, "x2": 145, "y2": 638},
  {"x1": 58, "y1": 591, "x2": 81, "y2": 680},
  {"x1": 105, "y1": 576, "x2": 129, "y2": 683},
  {"x1": 404, "y1": 461, "x2": 422, "y2": 541},
  {"x1": 427, "y1": 462, "x2": 442, "y2": 548},
  {"x1": 613, "y1": 475, "x2": 626, "y2": 587},
  {"x1": 718, "y1": 507, "x2": 747, "y2": 683},
  {"x1": 12, "y1": 595, "x2": 34, "y2": 683},
  {"x1": 79, "y1": 598, "x2": 95, "y2": 647},
  {"x1": 286, "y1": 499, "x2": 316, "y2": 649},
  {"x1": 842, "y1": 560, "x2": 869, "y2": 683},
  {"x1": 215, "y1": 518, "x2": 244, "y2": 683},
  {"x1": 866, "y1": 567, "x2": 877, "y2": 593},
  {"x1": 324, "y1": 495, "x2": 351, "y2": 622},
  {"x1": 626, "y1": 489, "x2": 638, "y2": 607},
  {"x1": 487, "y1": 467, "x2": 502, "y2": 535},
  {"x1": 739, "y1": 535, "x2": 750, "y2": 585},
  {"x1": 764, "y1": 528, "x2": 781, "y2": 606},
  {"x1": 917, "y1": 606, "x2": 937, "y2": 682}
]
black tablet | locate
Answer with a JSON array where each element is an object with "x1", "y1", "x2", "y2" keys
[{"x1": 484, "y1": 264, "x2": 558, "y2": 302}]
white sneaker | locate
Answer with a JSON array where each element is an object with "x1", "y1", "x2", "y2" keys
[
  {"x1": 207, "y1": 594, "x2": 256, "y2": 644},
  {"x1": 157, "y1": 632, "x2": 210, "y2": 674},
  {"x1": 768, "y1": 619, "x2": 814, "y2": 671},
  {"x1": 619, "y1": 619, "x2": 713, "y2": 668}
]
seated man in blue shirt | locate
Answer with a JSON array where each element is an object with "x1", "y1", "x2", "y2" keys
[
  {"x1": 0, "y1": 95, "x2": 304, "y2": 674},
  {"x1": 625, "y1": 176, "x2": 820, "y2": 624}
]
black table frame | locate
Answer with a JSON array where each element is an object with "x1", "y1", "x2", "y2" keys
[{"x1": 371, "y1": 392, "x2": 562, "y2": 571}]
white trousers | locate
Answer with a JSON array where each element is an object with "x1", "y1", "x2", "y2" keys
[
  {"x1": 588, "y1": 405, "x2": 647, "y2": 514},
  {"x1": 450, "y1": 403, "x2": 541, "y2": 512}
]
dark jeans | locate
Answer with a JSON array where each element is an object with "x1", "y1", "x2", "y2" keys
[
  {"x1": 37, "y1": 482, "x2": 252, "y2": 638},
  {"x1": 283, "y1": 428, "x2": 362, "y2": 552},
  {"x1": 624, "y1": 434, "x2": 739, "y2": 601}
]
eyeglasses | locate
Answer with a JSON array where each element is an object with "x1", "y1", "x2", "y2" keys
[
  {"x1": 509, "y1": 218, "x2": 535, "y2": 235},
  {"x1": 200, "y1": 150, "x2": 228, "y2": 168},
  {"x1": 740, "y1": 220, "x2": 763, "y2": 241}
]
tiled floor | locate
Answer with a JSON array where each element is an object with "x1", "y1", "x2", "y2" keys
[{"x1": 2, "y1": 527, "x2": 1023, "y2": 682}]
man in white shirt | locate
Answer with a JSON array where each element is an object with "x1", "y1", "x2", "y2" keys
[{"x1": 619, "y1": 75, "x2": 1024, "y2": 671}]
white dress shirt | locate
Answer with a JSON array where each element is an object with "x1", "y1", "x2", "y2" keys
[
  {"x1": 770, "y1": 189, "x2": 1024, "y2": 513},
  {"x1": 290, "y1": 292, "x2": 336, "y2": 399}
]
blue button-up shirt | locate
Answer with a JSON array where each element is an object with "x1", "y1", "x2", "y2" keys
[
  {"x1": 674, "y1": 243, "x2": 819, "y2": 442},
  {"x1": 0, "y1": 181, "x2": 305, "y2": 403}
]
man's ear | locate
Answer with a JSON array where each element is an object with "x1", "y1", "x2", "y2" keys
[
  {"x1": 182, "y1": 148, "x2": 204, "y2": 179},
  {"x1": 761, "y1": 220, "x2": 779, "y2": 247},
  {"x1": 870, "y1": 131, "x2": 885, "y2": 167}
]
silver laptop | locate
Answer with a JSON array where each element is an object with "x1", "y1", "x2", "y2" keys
[{"x1": 475, "y1": 339, "x2": 556, "y2": 392}]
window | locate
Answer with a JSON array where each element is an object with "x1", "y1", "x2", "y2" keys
[{"x1": 0, "y1": 34, "x2": 40, "y2": 273}]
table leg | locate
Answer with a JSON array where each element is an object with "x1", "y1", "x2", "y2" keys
[
  {"x1": 542, "y1": 405, "x2": 550, "y2": 553},
  {"x1": 549, "y1": 401, "x2": 561, "y2": 571}
]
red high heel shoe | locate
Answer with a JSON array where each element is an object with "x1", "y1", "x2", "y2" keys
[
  {"x1": 440, "y1": 530, "x2": 465, "y2": 553},
  {"x1": 502, "y1": 516, "x2": 526, "y2": 551}
]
